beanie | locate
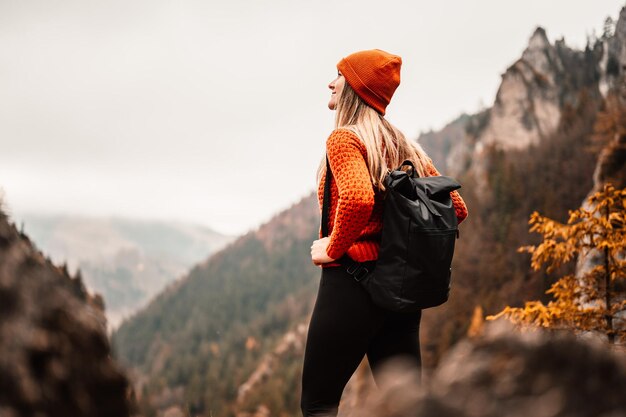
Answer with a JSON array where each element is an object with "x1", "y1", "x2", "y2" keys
[{"x1": 337, "y1": 49, "x2": 402, "y2": 115}]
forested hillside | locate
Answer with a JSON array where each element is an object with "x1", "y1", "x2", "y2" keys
[{"x1": 113, "y1": 194, "x2": 320, "y2": 416}]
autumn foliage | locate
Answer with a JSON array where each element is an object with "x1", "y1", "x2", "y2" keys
[{"x1": 489, "y1": 184, "x2": 626, "y2": 343}]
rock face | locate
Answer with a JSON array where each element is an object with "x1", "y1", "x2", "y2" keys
[
  {"x1": 419, "y1": 14, "x2": 626, "y2": 189},
  {"x1": 0, "y1": 207, "x2": 131, "y2": 417},
  {"x1": 483, "y1": 28, "x2": 598, "y2": 147},
  {"x1": 479, "y1": 28, "x2": 562, "y2": 151},
  {"x1": 342, "y1": 325, "x2": 626, "y2": 417},
  {"x1": 444, "y1": 26, "x2": 602, "y2": 179}
]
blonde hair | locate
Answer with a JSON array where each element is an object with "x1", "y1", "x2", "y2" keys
[{"x1": 319, "y1": 82, "x2": 431, "y2": 191}]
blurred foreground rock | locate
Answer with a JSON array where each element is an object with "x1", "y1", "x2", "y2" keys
[
  {"x1": 0, "y1": 208, "x2": 131, "y2": 417},
  {"x1": 342, "y1": 324, "x2": 626, "y2": 417}
]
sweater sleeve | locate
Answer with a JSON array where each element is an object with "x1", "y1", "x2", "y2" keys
[
  {"x1": 425, "y1": 160, "x2": 468, "y2": 224},
  {"x1": 325, "y1": 130, "x2": 375, "y2": 260}
]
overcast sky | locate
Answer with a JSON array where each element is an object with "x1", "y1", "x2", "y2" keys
[{"x1": 1, "y1": 0, "x2": 624, "y2": 235}]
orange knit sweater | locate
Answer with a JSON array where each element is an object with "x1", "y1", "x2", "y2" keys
[{"x1": 318, "y1": 129, "x2": 468, "y2": 263}]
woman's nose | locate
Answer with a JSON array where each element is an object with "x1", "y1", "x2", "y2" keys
[{"x1": 328, "y1": 80, "x2": 334, "y2": 90}]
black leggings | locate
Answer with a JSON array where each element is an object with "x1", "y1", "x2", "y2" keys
[{"x1": 300, "y1": 266, "x2": 422, "y2": 417}]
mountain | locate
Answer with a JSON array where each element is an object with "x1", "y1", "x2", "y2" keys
[
  {"x1": 440, "y1": 27, "x2": 603, "y2": 193},
  {"x1": 18, "y1": 214, "x2": 234, "y2": 328},
  {"x1": 113, "y1": 6, "x2": 626, "y2": 417},
  {"x1": 0, "y1": 207, "x2": 131, "y2": 416}
]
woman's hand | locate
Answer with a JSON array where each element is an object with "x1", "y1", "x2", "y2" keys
[{"x1": 311, "y1": 237, "x2": 336, "y2": 266}]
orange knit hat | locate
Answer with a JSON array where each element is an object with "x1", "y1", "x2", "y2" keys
[{"x1": 337, "y1": 49, "x2": 402, "y2": 115}]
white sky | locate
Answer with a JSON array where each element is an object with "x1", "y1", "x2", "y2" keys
[{"x1": 1, "y1": 0, "x2": 624, "y2": 235}]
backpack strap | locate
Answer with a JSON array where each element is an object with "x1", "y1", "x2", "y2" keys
[
  {"x1": 413, "y1": 184, "x2": 443, "y2": 217},
  {"x1": 321, "y1": 156, "x2": 332, "y2": 238}
]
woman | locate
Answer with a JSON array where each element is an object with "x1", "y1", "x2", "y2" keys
[{"x1": 301, "y1": 49, "x2": 468, "y2": 417}]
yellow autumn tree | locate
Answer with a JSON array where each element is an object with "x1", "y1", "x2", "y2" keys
[{"x1": 489, "y1": 184, "x2": 626, "y2": 343}]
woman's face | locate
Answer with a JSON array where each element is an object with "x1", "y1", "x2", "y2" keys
[{"x1": 328, "y1": 71, "x2": 345, "y2": 110}]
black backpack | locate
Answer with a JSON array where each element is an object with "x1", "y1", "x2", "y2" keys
[{"x1": 322, "y1": 158, "x2": 461, "y2": 312}]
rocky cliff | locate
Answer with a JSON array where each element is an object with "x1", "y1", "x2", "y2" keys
[
  {"x1": 477, "y1": 28, "x2": 597, "y2": 149},
  {"x1": 0, "y1": 206, "x2": 132, "y2": 417},
  {"x1": 440, "y1": 24, "x2": 606, "y2": 183}
]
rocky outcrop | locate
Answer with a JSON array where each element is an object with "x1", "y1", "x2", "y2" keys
[
  {"x1": 476, "y1": 28, "x2": 598, "y2": 153},
  {"x1": 341, "y1": 324, "x2": 626, "y2": 417},
  {"x1": 441, "y1": 26, "x2": 603, "y2": 180},
  {"x1": 0, "y1": 207, "x2": 131, "y2": 417},
  {"x1": 478, "y1": 28, "x2": 562, "y2": 151}
]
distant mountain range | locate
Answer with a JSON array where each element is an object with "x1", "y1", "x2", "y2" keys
[{"x1": 17, "y1": 214, "x2": 234, "y2": 328}]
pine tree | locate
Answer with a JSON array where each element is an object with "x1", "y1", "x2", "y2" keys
[{"x1": 489, "y1": 184, "x2": 626, "y2": 343}]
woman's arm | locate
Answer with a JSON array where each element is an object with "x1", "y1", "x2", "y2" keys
[{"x1": 323, "y1": 129, "x2": 375, "y2": 260}]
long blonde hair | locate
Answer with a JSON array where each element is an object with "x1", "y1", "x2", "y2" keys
[{"x1": 319, "y1": 81, "x2": 431, "y2": 191}]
